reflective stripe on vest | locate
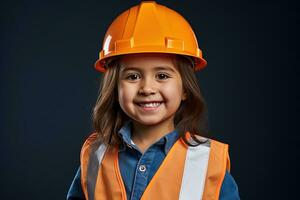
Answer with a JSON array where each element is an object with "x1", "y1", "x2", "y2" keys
[{"x1": 80, "y1": 132, "x2": 230, "y2": 200}]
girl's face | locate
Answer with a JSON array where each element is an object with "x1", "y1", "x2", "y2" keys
[{"x1": 118, "y1": 53, "x2": 186, "y2": 128}]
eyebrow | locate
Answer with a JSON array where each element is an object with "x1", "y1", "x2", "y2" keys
[{"x1": 120, "y1": 66, "x2": 176, "y2": 73}]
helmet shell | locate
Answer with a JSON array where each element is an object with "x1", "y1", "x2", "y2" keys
[{"x1": 95, "y1": 1, "x2": 207, "y2": 72}]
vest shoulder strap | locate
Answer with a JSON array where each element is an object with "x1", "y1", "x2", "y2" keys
[
  {"x1": 202, "y1": 139, "x2": 230, "y2": 200},
  {"x1": 80, "y1": 133, "x2": 101, "y2": 200}
]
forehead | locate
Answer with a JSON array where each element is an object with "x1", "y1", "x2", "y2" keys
[{"x1": 119, "y1": 53, "x2": 178, "y2": 72}]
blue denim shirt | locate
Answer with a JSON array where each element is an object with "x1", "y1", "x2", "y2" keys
[{"x1": 67, "y1": 121, "x2": 240, "y2": 200}]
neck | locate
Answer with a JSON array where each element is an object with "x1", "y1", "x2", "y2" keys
[{"x1": 131, "y1": 119, "x2": 175, "y2": 153}]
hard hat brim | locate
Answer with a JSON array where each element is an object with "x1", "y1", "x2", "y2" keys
[{"x1": 95, "y1": 51, "x2": 207, "y2": 73}]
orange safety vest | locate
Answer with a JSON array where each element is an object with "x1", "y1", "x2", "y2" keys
[{"x1": 80, "y1": 132, "x2": 230, "y2": 200}]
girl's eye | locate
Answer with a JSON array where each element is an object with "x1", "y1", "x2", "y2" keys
[
  {"x1": 156, "y1": 73, "x2": 171, "y2": 80},
  {"x1": 125, "y1": 73, "x2": 141, "y2": 80}
]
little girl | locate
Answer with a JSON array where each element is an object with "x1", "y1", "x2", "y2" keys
[{"x1": 67, "y1": 1, "x2": 240, "y2": 200}]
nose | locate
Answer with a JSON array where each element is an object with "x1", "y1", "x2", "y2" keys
[{"x1": 138, "y1": 77, "x2": 156, "y2": 95}]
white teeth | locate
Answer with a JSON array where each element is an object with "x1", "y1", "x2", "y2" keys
[{"x1": 139, "y1": 102, "x2": 162, "y2": 108}]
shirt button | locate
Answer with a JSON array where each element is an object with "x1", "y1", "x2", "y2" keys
[{"x1": 139, "y1": 165, "x2": 147, "y2": 172}]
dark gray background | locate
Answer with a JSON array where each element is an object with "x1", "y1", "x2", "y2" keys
[{"x1": 1, "y1": 0, "x2": 299, "y2": 199}]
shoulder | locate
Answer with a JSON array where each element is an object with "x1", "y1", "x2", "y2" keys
[
  {"x1": 188, "y1": 134, "x2": 231, "y2": 172},
  {"x1": 80, "y1": 132, "x2": 103, "y2": 162},
  {"x1": 80, "y1": 132, "x2": 102, "y2": 152},
  {"x1": 82, "y1": 132, "x2": 99, "y2": 147},
  {"x1": 187, "y1": 135, "x2": 237, "y2": 198},
  {"x1": 186, "y1": 132, "x2": 228, "y2": 145},
  {"x1": 189, "y1": 134, "x2": 229, "y2": 149}
]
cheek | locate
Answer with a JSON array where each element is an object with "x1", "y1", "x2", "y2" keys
[
  {"x1": 118, "y1": 83, "x2": 135, "y2": 104},
  {"x1": 163, "y1": 85, "x2": 182, "y2": 107},
  {"x1": 162, "y1": 82, "x2": 184, "y2": 102}
]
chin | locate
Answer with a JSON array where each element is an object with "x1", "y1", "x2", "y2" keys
[
  {"x1": 134, "y1": 116, "x2": 172, "y2": 127},
  {"x1": 135, "y1": 120, "x2": 161, "y2": 126}
]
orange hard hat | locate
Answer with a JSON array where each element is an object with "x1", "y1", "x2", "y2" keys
[{"x1": 95, "y1": 1, "x2": 207, "y2": 72}]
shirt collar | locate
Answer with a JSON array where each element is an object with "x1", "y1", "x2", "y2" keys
[
  {"x1": 118, "y1": 120, "x2": 179, "y2": 154},
  {"x1": 118, "y1": 120, "x2": 133, "y2": 152}
]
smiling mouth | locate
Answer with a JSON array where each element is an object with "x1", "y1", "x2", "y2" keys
[
  {"x1": 135, "y1": 101, "x2": 164, "y2": 108},
  {"x1": 138, "y1": 102, "x2": 162, "y2": 108}
]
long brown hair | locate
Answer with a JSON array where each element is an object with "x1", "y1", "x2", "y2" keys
[{"x1": 92, "y1": 54, "x2": 209, "y2": 146}]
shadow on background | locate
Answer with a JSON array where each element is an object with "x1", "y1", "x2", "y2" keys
[{"x1": 1, "y1": 0, "x2": 299, "y2": 199}]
